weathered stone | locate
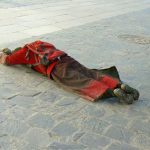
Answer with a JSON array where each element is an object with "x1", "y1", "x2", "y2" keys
[
  {"x1": 106, "y1": 142, "x2": 139, "y2": 150},
  {"x1": 134, "y1": 134, "x2": 150, "y2": 149},
  {"x1": 28, "y1": 113, "x2": 55, "y2": 128},
  {"x1": 39, "y1": 91, "x2": 63, "y2": 103},
  {"x1": 9, "y1": 95, "x2": 36, "y2": 108},
  {"x1": 1, "y1": 119, "x2": 29, "y2": 137},
  {"x1": 82, "y1": 105, "x2": 105, "y2": 118},
  {"x1": 52, "y1": 122, "x2": 77, "y2": 136},
  {"x1": 80, "y1": 133, "x2": 110, "y2": 149},
  {"x1": 118, "y1": 34, "x2": 150, "y2": 45},
  {"x1": 55, "y1": 97, "x2": 77, "y2": 106},
  {"x1": 80, "y1": 117, "x2": 110, "y2": 134},
  {"x1": 24, "y1": 128, "x2": 50, "y2": 147},
  {"x1": 0, "y1": 135, "x2": 12, "y2": 150},
  {"x1": 105, "y1": 126, "x2": 134, "y2": 143},
  {"x1": 0, "y1": 114, "x2": 6, "y2": 123},
  {"x1": 0, "y1": 101, "x2": 7, "y2": 113},
  {"x1": 72, "y1": 131, "x2": 85, "y2": 141},
  {"x1": 10, "y1": 106, "x2": 33, "y2": 120},
  {"x1": 0, "y1": 87, "x2": 19, "y2": 99},
  {"x1": 20, "y1": 89, "x2": 41, "y2": 97},
  {"x1": 21, "y1": 144, "x2": 41, "y2": 150},
  {"x1": 130, "y1": 120, "x2": 150, "y2": 137},
  {"x1": 105, "y1": 114, "x2": 128, "y2": 126},
  {"x1": 48, "y1": 142, "x2": 86, "y2": 150}
]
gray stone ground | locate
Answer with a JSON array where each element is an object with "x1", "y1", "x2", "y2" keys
[{"x1": 0, "y1": 0, "x2": 150, "y2": 150}]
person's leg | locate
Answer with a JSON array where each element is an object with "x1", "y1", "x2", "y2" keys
[
  {"x1": 92, "y1": 66, "x2": 121, "y2": 81},
  {"x1": 51, "y1": 56, "x2": 116, "y2": 101},
  {"x1": 51, "y1": 56, "x2": 139, "y2": 104},
  {"x1": 92, "y1": 66, "x2": 140, "y2": 104},
  {"x1": 51, "y1": 56, "x2": 119, "y2": 102}
]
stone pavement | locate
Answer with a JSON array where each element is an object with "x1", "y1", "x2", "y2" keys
[
  {"x1": 0, "y1": 0, "x2": 150, "y2": 150},
  {"x1": 0, "y1": 0, "x2": 150, "y2": 46}
]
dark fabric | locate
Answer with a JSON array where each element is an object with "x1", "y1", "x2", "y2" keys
[
  {"x1": 51, "y1": 56, "x2": 120, "y2": 101},
  {"x1": 92, "y1": 66, "x2": 121, "y2": 81}
]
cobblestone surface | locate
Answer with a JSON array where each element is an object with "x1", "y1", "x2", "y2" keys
[{"x1": 0, "y1": 0, "x2": 150, "y2": 150}]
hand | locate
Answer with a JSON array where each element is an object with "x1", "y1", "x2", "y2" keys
[{"x1": 0, "y1": 52, "x2": 8, "y2": 64}]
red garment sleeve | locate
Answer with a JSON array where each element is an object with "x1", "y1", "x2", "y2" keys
[
  {"x1": 5, "y1": 48, "x2": 28, "y2": 65},
  {"x1": 5, "y1": 47, "x2": 48, "y2": 75}
]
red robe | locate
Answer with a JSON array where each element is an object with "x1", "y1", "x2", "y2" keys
[
  {"x1": 5, "y1": 41, "x2": 120, "y2": 101},
  {"x1": 6, "y1": 41, "x2": 58, "y2": 77}
]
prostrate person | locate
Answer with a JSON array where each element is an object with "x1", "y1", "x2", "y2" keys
[{"x1": 0, "y1": 40, "x2": 139, "y2": 104}]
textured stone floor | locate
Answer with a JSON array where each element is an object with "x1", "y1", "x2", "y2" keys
[
  {"x1": 0, "y1": 0, "x2": 150, "y2": 45},
  {"x1": 0, "y1": 1, "x2": 150, "y2": 150}
]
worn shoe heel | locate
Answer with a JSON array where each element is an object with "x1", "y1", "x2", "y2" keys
[
  {"x1": 113, "y1": 88, "x2": 134, "y2": 104},
  {"x1": 121, "y1": 84, "x2": 139, "y2": 100}
]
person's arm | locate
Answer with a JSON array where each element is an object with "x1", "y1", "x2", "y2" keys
[
  {"x1": 0, "y1": 48, "x2": 28, "y2": 65},
  {"x1": 6, "y1": 48, "x2": 28, "y2": 65}
]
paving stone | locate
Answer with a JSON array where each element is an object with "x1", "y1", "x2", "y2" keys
[
  {"x1": 105, "y1": 114, "x2": 129, "y2": 126},
  {"x1": 105, "y1": 126, "x2": 135, "y2": 143},
  {"x1": 130, "y1": 120, "x2": 150, "y2": 137},
  {"x1": 106, "y1": 142, "x2": 139, "y2": 150},
  {"x1": 21, "y1": 143, "x2": 45, "y2": 150},
  {"x1": 48, "y1": 142, "x2": 87, "y2": 150},
  {"x1": 0, "y1": 114, "x2": 6, "y2": 123},
  {"x1": 79, "y1": 132, "x2": 110, "y2": 149},
  {"x1": 80, "y1": 117, "x2": 110, "y2": 134},
  {"x1": 122, "y1": 108, "x2": 148, "y2": 119},
  {"x1": 51, "y1": 104, "x2": 85, "y2": 122},
  {"x1": 0, "y1": 135, "x2": 13, "y2": 150},
  {"x1": 0, "y1": 101, "x2": 7, "y2": 113},
  {"x1": 82, "y1": 105, "x2": 105, "y2": 118},
  {"x1": 72, "y1": 131, "x2": 85, "y2": 142},
  {"x1": 1, "y1": 119, "x2": 29, "y2": 137},
  {"x1": 0, "y1": 87, "x2": 19, "y2": 99},
  {"x1": 9, "y1": 95, "x2": 36, "y2": 108},
  {"x1": 9, "y1": 106, "x2": 34, "y2": 120},
  {"x1": 38, "y1": 91, "x2": 62, "y2": 103},
  {"x1": 28, "y1": 113, "x2": 55, "y2": 128},
  {"x1": 55, "y1": 97, "x2": 77, "y2": 106},
  {"x1": 20, "y1": 89, "x2": 41, "y2": 97},
  {"x1": 52, "y1": 122, "x2": 77, "y2": 136},
  {"x1": 134, "y1": 134, "x2": 150, "y2": 149},
  {"x1": 0, "y1": 124, "x2": 7, "y2": 137},
  {"x1": 24, "y1": 128, "x2": 50, "y2": 147}
]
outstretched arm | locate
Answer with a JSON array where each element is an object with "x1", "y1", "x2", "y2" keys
[{"x1": 0, "y1": 48, "x2": 28, "y2": 65}]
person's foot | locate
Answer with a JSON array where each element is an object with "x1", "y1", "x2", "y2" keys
[
  {"x1": 121, "y1": 84, "x2": 139, "y2": 100},
  {"x1": 113, "y1": 88, "x2": 134, "y2": 104}
]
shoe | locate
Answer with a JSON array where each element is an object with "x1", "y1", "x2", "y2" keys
[
  {"x1": 121, "y1": 84, "x2": 139, "y2": 100},
  {"x1": 113, "y1": 88, "x2": 134, "y2": 104}
]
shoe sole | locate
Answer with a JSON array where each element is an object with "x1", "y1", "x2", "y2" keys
[
  {"x1": 113, "y1": 88, "x2": 134, "y2": 104},
  {"x1": 121, "y1": 84, "x2": 139, "y2": 100}
]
